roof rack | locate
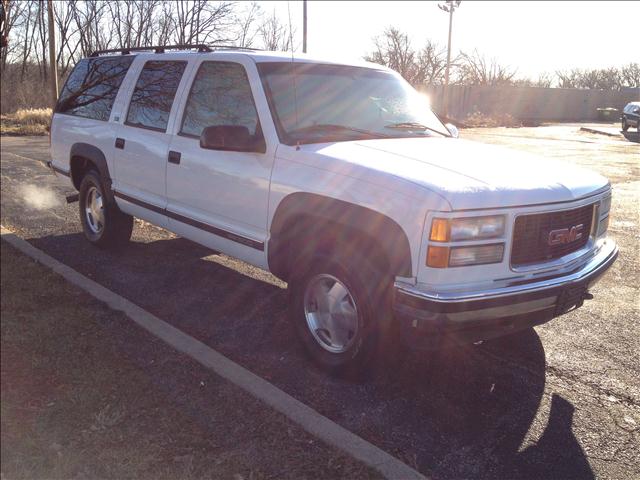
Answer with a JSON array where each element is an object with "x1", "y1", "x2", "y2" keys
[{"x1": 89, "y1": 44, "x2": 262, "y2": 57}]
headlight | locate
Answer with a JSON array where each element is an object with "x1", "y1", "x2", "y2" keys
[
  {"x1": 427, "y1": 215, "x2": 506, "y2": 268},
  {"x1": 429, "y1": 215, "x2": 505, "y2": 242}
]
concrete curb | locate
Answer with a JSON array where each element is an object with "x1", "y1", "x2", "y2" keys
[
  {"x1": 579, "y1": 127, "x2": 621, "y2": 137},
  {"x1": 1, "y1": 226, "x2": 426, "y2": 480}
]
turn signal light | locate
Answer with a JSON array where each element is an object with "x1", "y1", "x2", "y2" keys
[
  {"x1": 427, "y1": 246, "x2": 450, "y2": 268},
  {"x1": 429, "y1": 218, "x2": 450, "y2": 242}
]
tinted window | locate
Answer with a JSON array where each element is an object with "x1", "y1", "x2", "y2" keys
[
  {"x1": 181, "y1": 62, "x2": 260, "y2": 137},
  {"x1": 56, "y1": 56, "x2": 134, "y2": 121},
  {"x1": 126, "y1": 61, "x2": 186, "y2": 131}
]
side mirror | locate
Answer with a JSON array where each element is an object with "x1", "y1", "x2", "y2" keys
[
  {"x1": 200, "y1": 125, "x2": 263, "y2": 152},
  {"x1": 445, "y1": 123, "x2": 459, "y2": 138}
]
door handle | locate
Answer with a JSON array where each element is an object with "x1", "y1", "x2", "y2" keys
[
  {"x1": 168, "y1": 150, "x2": 181, "y2": 165},
  {"x1": 115, "y1": 137, "x2": 125, "y2": 149}
]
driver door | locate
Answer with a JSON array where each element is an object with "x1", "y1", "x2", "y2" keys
[{"x1": 166, "y1": 59, "x2": 275, "y2": 267}]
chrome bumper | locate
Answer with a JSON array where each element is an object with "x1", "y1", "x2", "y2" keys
[{"x1": 393, "y1": 239, "x2": 618, "y2": 347}]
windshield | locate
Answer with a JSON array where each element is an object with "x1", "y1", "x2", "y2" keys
[{"x1": 257, "y1": 62, "x2": 450, "y2": 145}]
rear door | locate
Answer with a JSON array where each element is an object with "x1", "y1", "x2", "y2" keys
[{"x1": 111, "y1": 59, "x2": 189, "y2": 227}]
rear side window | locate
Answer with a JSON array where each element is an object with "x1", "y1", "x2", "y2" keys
[
  {"x1": 126, "y1": 61, "x2": 187, "y2": 132},
  {"x1": 56, "y1": 56, "x2": 134, "y2": 121},
  {"x1": 180, "y1": 62, "x2": 260, "y2": 137}
]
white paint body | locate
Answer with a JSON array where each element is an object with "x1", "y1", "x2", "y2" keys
[{"x1": 50, "y1": 50, "x2": 613, "y2": 293}]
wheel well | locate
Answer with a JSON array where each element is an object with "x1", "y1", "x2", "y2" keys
[
  {"x1": 268, "y1": 194, "x2": 413, "y2": 282},
  {"x1": 70, "y1": 156, "x2": 98, "y2": 190}
]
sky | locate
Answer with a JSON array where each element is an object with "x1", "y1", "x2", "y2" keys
[{"x1": 264, "y1": 1, "x2": 639, "y2": 79}]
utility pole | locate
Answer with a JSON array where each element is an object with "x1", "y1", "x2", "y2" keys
[
  {"x1": 47, "y1": 0, "x2": 58, "y2": 106},
  {"x1": 438, "y1": 0, "x2": 461, "y2": 119},
  {"x1": 303, "y1": 0, "x2": 307, "y2": 53}
]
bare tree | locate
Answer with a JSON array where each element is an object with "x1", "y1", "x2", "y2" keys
[
  {"x1": 455, "y1": 49, "x2": 517, "y2": 86},
  {"x1": 365, "y1": 27, "x2": 451, "y2": 87},
  {"x1": 69, "y1": 0, "x2": 112, "y2": 57},
  {"x1": 556, "y1": 65, "x2": 639, "y2": 90},
  {"x1": 235, "y1": 2, "x2": 261, "y2": 48},
  {"x1": 620, "y1": 62, "x2": 640, "y2": 88},
  {"x1": 53, "y1": 1, "x2": 81, "y2": 76},
  {"x1": 366, "y1": 27, "x2": 416, "y2": 82},
  {"x1": 170, "y1": 0, "x2": 235, "y2": 45},
  {"x1": 414, "y1": 40, "x2": 449, "y2": 86},
  {"x1": 258, "y1": 9, "x2": 295, "y2": 51},
  {"x1": 1, "y1": 0, "x2": 28, "y2": 71},
  {"x1": 513, "y1": 73, "x2": 553, "y2": 88}
]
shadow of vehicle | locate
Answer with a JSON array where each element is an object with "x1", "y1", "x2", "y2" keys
[
  {"x1": 27, "y1": 233, "x2": 594, "y2": 479},
  {"x1": 621, "y1": 130, "x2": 640, "y2": 143}
]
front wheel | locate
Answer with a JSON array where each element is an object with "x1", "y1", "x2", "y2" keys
[
  {"x1": 79, "y1": 170, "x2": 133, "y2": 249},
  {"x1": 288, "y1": 253, "x2": 391, "y2": 375},
  {"x1": 621, "y1": 117, "x2": 629, "y2": 131}
]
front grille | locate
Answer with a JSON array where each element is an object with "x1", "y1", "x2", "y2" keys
[{"x1": 511, "y1": 204, "x2": 594, "y2": 266}]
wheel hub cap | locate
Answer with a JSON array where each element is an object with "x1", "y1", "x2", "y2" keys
[
  {"x1": 303, "y1": 274, "x2": 358, "y2": 353},
  {"x1": 85, "y1": 186, "x2": 104, "y2": 234}
]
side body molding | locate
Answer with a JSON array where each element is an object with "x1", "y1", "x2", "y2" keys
[{"x1": 268, "y1": 192, "x2": 413, "y2": 280}]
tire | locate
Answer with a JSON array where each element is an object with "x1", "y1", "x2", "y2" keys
[
  {"x1": 288, "y1": 252, "x2": 392, "y2": 375},
  {"x1": 78, "y1": 169, "x2": 133, "y2": 249},
  {"x1": 621, "y1": 117, "x2": 629, "y2": 132}
]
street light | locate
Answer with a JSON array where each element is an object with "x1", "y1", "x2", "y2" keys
[{"x1": 438, "y1": 0, "x2": 461, "y2": 119}]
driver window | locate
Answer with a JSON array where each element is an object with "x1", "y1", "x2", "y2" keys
[{"x1": 180, "y1": 61, "x2": 261, "y2": 138}]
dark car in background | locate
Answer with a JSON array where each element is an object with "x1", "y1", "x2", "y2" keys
[{"x1": 621, "y1": 101, "x2": 640, "y2": 132}]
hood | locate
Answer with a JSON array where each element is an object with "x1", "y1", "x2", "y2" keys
[{"x1": 307, "y1": 137, "x2": 609, "y2": 210}]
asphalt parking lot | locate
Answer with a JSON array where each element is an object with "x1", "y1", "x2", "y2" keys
[{"x1": 1, "y1": 124, "x2": 639, "y2": 479}]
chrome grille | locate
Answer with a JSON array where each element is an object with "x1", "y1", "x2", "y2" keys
[{"x1": 511, "y1": 204, "x2": 594, "y2": 266}]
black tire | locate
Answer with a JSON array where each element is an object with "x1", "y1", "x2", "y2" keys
[
  {"x1": 288, "y1": 252, "x2": 392, "y2": 375},
  {"x1": 78, "y1": 169, "x2": 133, "y2": 249},
  {"x1": 621, "y1": 117, "x2": 629, "y2": 132}
]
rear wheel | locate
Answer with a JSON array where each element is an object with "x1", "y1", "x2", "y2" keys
[
  {"x1": 289, "y1": 252, "x2": 392, "y2": 375},
  {"x1": 79, "y1": 170, "x2": 133, "y2": 249},
  {"x1": 621, "y1": 117, "x2": 629, "y2": 131}
]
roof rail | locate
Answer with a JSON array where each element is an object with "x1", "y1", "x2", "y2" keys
[
  {"x1": 90, "y1": 44, "x2": 211, "y2": 57},
  {"x1": 210, "y1": 45, "x2": 263, "y2": 52},
  {"x1": 89, "y1": 44, "x2": 262, "y2": 57}
]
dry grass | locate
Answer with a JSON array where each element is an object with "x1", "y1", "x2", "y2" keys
[
  {"x1": 14, "y1": 108, "x2": 52, "y2": 125},
  {"x1": 0, "y1": 108, "x2": 51, "y2": 136},
  {"x1": 463, "y1": 112, "x2": 522, "y2": 128},
  {"x1": 0, "y1": 241, "x2": 379, "y2": 480}
]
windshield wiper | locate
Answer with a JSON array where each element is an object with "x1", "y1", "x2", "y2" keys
[
  {"x1": 385, "y1": 122, "x2": 449, "y2": 137},
  {"x1": 289, "y1": 124, "x2": 389, "y2": 139}
]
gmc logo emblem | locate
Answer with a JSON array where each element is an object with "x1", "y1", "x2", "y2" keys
[{"x1": 548, "y1": 224, "x2": 584, "y2": 246}]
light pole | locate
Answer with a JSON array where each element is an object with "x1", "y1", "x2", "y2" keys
[
  {"x1": 47, "y1": 0, "x2": 59, "y2": 106},
  {"x1": 438, "y1": 0, "x2": 461, "y2": 119},
  {"x1": 303, "y1": 0, "x2": 307, "y2": 53}
]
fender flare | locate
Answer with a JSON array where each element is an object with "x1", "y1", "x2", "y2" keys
[
  {"x1": 268, "y1": 192, "x2": 413, "y2": 280},
  {"x1": 69, "y1": 143, "x2": 113, "y2": 199}
]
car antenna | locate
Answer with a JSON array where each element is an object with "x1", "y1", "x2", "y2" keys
[{"x1": 287, "y1": 1, "x2": 301, "y2": 151}]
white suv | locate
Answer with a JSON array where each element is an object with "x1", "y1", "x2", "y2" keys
[{"x1": 49, "y1": 45, "x2": 618, "y2": 374}]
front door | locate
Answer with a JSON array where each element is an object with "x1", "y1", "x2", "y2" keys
[{"x1": 166, "y1": 60, "x2": 275, "y2": 267}]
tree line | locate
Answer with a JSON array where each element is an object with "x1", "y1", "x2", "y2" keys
[
  {"x1": 366, "y1": 27, "x2": 639, "y2": 90},
  {"x1": 0, "y1": 0, "x2": 295, "y2": 112},
  {"x1": 1, "y1": 2, "x2": 638, "y2": 113}
]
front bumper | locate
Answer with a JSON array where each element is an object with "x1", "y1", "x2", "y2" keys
[{"x1": 394, "y1": 239, "x2": 619, "y2": 349}]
